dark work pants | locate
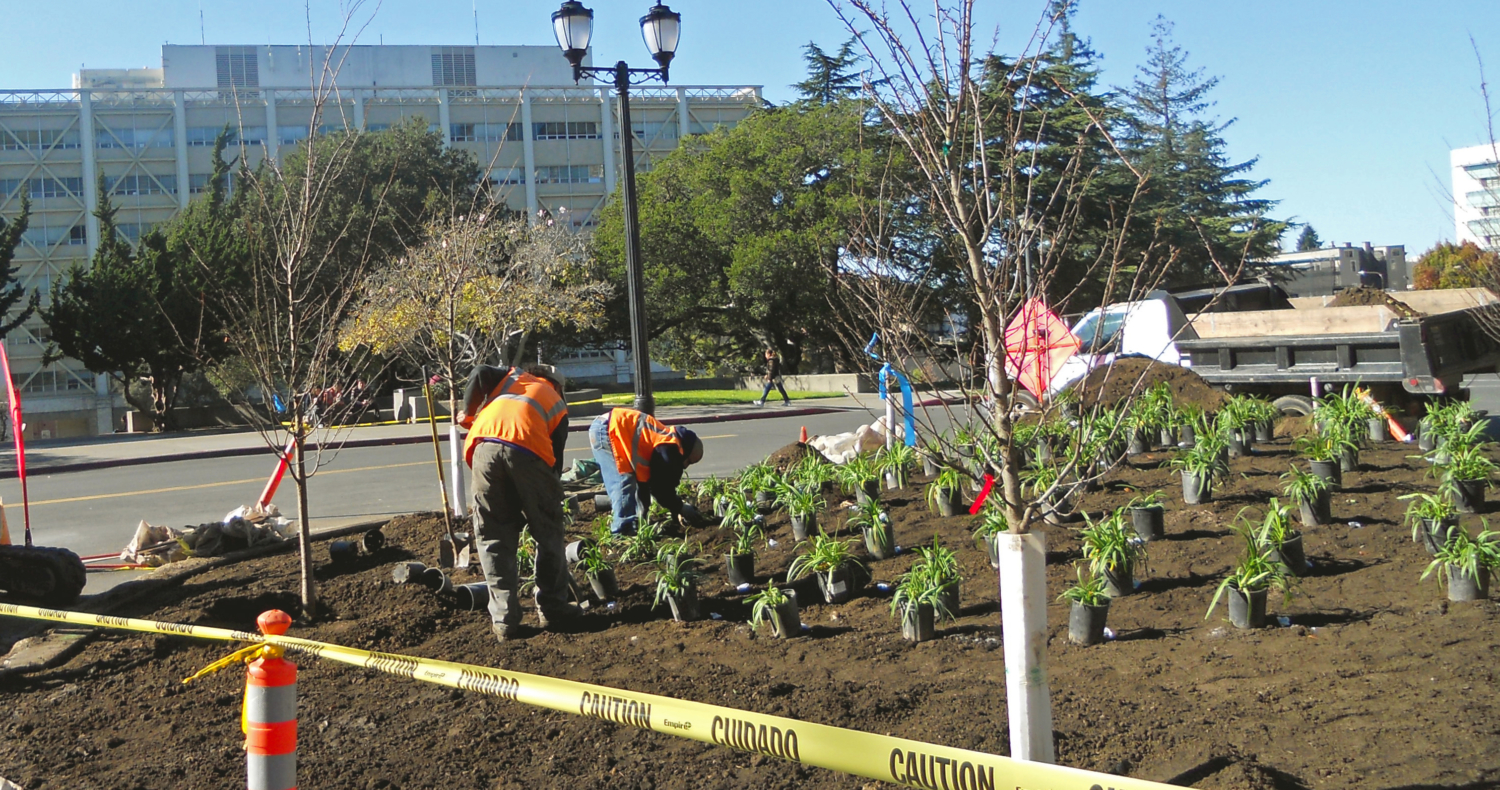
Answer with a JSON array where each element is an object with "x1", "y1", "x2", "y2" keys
[{"x1": 470, "y1": 441, "x2": 571, "y2": 626}]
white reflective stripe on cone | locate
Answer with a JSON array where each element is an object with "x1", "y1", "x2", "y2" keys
[
  {"x1": 248, "y1": 751, "x2": 296, "y2": 790},
  {"x1": 245, "y1": 684, "x2": 297, "y2": 725}
]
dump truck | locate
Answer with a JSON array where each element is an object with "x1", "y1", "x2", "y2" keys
[{"x1": 1051, "y1": 286, "x2": 1500, "y2": 415}]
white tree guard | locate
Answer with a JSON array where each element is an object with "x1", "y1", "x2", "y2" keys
[{"x1": 998, "y1": 530, "x2": 1055, "y2": 763}]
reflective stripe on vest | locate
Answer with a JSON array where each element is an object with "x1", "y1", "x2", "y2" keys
[
  {"x1": 463, "y1": 371, "x2": 567, "y2": 467},
  {"x1": 608, "y1": 409, "x2": 678, "y2": 482}
]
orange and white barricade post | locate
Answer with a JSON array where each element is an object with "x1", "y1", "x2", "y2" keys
[{"x1": 244, "y1": 610, "x2": 297, "y2": 790}]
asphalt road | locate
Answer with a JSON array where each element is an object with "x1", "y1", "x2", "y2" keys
[{"x1": 0, "y1": 406, "x2": 901, "y2": 565}]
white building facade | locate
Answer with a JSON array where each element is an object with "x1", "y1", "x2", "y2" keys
[
  {"x1": 1453, "y1": 143, "x2": 1500, "y2": 249},
  {"x1": 0, "y1": 45, "x2": 760, "y2": 438}
]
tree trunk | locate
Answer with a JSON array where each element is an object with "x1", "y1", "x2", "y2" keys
[{"x1": 294, "y1": 430, "x2": 318, "y2": 619}]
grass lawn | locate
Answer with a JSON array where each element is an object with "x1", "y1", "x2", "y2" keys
[{"x1": 598, "y1": 390, "x2": 844, "y2": 407}]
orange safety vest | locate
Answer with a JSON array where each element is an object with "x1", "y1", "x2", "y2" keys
[
  {"x1": 463, "y1": 369, "x2": 568, "y2": 468},
  {"x1": 606, "y1": 408, "x2": 681, "y2": 483}
]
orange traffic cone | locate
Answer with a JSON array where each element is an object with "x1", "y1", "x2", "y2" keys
[
  {"x1": 800, "y1": 426, "x2": 808, "y2": 444},
  {"x1": 0, "y1": 498, "x2": 10, "y2": 546}
]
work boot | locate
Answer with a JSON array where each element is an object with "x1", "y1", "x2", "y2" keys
[
  {"x1": 492, "y1": 621, "x2": 520, "y2": 643},
  {"x1": 537, "y1": 603, "x2": 586, "y2": 632}
]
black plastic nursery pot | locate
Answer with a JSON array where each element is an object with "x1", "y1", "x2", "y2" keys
[
  {"x1": 1228, "y1": 433, "x2": 1248, "y2": 458},
  {"x1": 1368, "y1": 418, "x2": 1388, "y2": 443},
  {"x1": 922, "y1": 455, "x2": 940, "y2": 477},
  {"x1": 1418, "y1": 517, "x2": 1461, "y2": 555},
  {"x1": 361, "y1": 528, "x2": 385, "y2": 554},
  {"x1": 817, "y1": 566, "x2": 861, "y2": 604},
  {"x1": 790, "y1": 513, "x2": 815, "y2": 542},
  {"x1": 1270, "y1": 534, "x2": 1308, "y2": 576},
  {"x1": 589, "y1": 568, "x2": 619, "y2": 600},
  {"x1": 421, "y1": 567, "x2": 452, "y2": 594},
  {"x1": 1226, "y1": 585, "x2": 1268, "y2": 629},
  {"x1": 328, "y1": 539, "x2": 359, "y2": 565},
  {"x1": 1255, "y1": 420, "x2": 1275, "y2": 443},
  {"x1": 1179, "y1": 424, "x2": 1196, "y2": 448},
  {"x1": 864, "y1": 523, "x2": 895, "y2": 560},
  {"x1": 391, "y1": 561, "x2": 427, "y2": 585},
  {"x1": 714, "y1": 497, "x2": 729, "y2": 518},
  {"x1": 756, "y1": 489, "x2": 777, "y2": 512},
  {"x1": 1310, "y1": 459, "x2": 1341, "y2": 487},
  {"x1": 1418, "y1": 421, "x2": 1437, "y2": 452},
  {"x1": 938, "y1": 581, "x2": 960, "y2": 619},
  {"x1": 725, "y1": 552, "x2": 755, "y2": 586},
  {"x1": 1068, "y1": 601, "x2": 1110, "y2": 646},
  {"x1": 900, "y1": 602, "x2": 936, "y2": 643},
  {"x1": 1127, "y1": 431, "x2": 1149, "y2": 456},
  {"x1": 456, "y1": 582, "x2": 489, "y2": 611},
  {"x1": 667, "y1": 583, "x2": 701, "y2": 622},
  {"x1": 936, "y1": 489, "x2": 963, "y2": 517},
  {"x1": 1181, "y1": 471, "x2": 1212, "y2": 505},
  {"x1": 770, "y1": 593, "x2": 802, "y2": 638},
  {"x1": 594, "y1": 493, "x2": 612, "y2": 510},
  {"x1": 1298, "y1": 490, "x2": 1332, "y2": 527},
  {"x1": 885, "y1": 471, "x2": 904, "y2": 491},
  {"x1": 1453, "y1": 479, "x2": 1486, "y2": 514},
  {"x1": 1339, "y1": 448, "x2": 1359, "y2": 474},
  {"x1": 1131, "y1": 506, "x2": 1165, "y2": 542},
  {"x1": 1103, "y1": 563, "x2": 1134, "y2": 598},
  {"x1": 855, "y1": 480, "x2": 880, "y2": 504},
  {"x1": 981, "y1": 533, "x2": 1000, "y2": 569},
  {"x1": 1446, "y1": 565, "x2": 1491, "y2": 602},
  {"x1": 1159, "y1": 427, "x2": 1177, "y2": 448}
]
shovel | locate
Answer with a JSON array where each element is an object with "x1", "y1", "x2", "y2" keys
[{"x1": 424, "y1": 373, "x2": 470, "y2": 570}]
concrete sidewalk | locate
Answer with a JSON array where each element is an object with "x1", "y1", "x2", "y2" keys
[{"x1": 0, "y1": 395, "x2": 884, "y2": 478}]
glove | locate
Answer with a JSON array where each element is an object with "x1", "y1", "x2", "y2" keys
[{"x1": 678, "y1": 502, "x2": 707, "y2": 529}]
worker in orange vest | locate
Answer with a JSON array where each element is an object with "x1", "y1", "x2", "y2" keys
[
  {"x1": 457, "y1": 364, "x2": 581, "y2": 641},
  {"x1": 588, "y1": 407, "x2": 706, "y2": 536}
]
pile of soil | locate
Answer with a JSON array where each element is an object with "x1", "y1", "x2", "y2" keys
[
  {"x1": 2, "y1": 439, "x2": 1498, "y2": 790},
  {"x1": 1327, "y1": 287, "x2": 1423, "y2": 319},
  {"x1": 1075, "y1": 357, "x2": 1230, "y2": 411},
  {"x1": 763, "y1": 441, "x2": 831, "y2": 472}
]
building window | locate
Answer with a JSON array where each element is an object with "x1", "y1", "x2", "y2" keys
[
  {"x1": 68, "y1": 225, "x2": 87, "y2": 245},
  {"x1": 105, "y1": 174, "x2": 174, "y2": 197},
  {"x1": 114, "y1": 223, "x2": 144, "y2": 243},
  {"x1": 629, "y1": 121, "x2": 678, "y2": 141},
  {"x1": 28, "y1": 177, "x2": 84, "y2": 200},
  {"x1": 188, "y1": 173, "x2": 231, "y2": 196},
  {"x1": 489, "y1": 168, "x2": 526, "y2": 186},
  {"x1": 533, "y1": 121, "x2": 599, "y2": 140},
  {"x1": 0, "y1": 128, "x2": 80, "y2": 151},
  {"x1": 451, "y1": 122, "x2": 520, "y2": 143},
  {"x1": 278, "y1": 126, "x2": 310, "y2": 145},
  {"x1": 534, "y1": 165, "x2": 603, "y2": 185},
  {"x1": 96, "y1": 126, "x2": 173, "y2": 149},
  {"x1": 216, "y1": 46, "x2": 260, "y2": 91},
  {"x1": 432, "y1": 46, "x2": 477, "y2": 87},
  {"x1": 187, "y1": 125, "x2": 266, "y2": 146}
]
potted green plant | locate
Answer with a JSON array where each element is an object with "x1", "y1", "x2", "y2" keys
[
  {"x1": 919, "y1": 444, "x2": 944, "y2": 477},
  {"x1": 1206, "y1": 522, "x2": 1294, "y2": 629},
  {"x1": 724, "y1": 516, "x2": 764, "y2": 587},
  {"x1": 784, "y1": 485, "x2": 825, "y2": 542},
  {"x1": 747, "y1": 586, "x2": 802, "y2": 638},
  {"x1": 739, "y1": 463, "x2": 780, "y2": 511},
  {"x1": 1219, "y1": 398, "x2": 1256, "y2": 457},
  {"x1": 973, "y1": 505, "x2": 1008, "y2": 569},
  {"x1": 1022, "y1": 460, "x2": 1071, "y2": 524},
  {"x1": 1253, "y1": 498, "x2": 1307, "y2": 576},
  {"x1": 877, "y1": 443, "x2": 918, "y2": 490},
  {"x1": 849, "y1": 497, "x2": 895, "y2": 560},
  {"x1": 1421, "y1": 527, "x2": 1498, "y2": 602},
  {"x1": 1400, "y1": 491, "x2": 1461, "y2": 555},
  {"x1": 925, "y1": 467, "x2": 967, "y2": 517},
  {"x1": 1249, "y1": 398, "x2": 1279, "y2": 443},
  {"x1": 836, "y1": 454, "x2": 881, "y2": 504},
  {"x1": 793, "y1": 454, "x2": 836, "y2": 492},
  {"x1": 1177, "y1": 404, "x2": 1204, "y2": 448},
  {"x1": 1295, "y1": 431, "x2": 1347, "y2": 487},
  {"x1": 913, "y1": 536, "x2": 961, "y2": 618},
  {"x1": 1434, "y1": 434, "x2": 1495, "y2": 514},
  {"x1": 653, "y1": 554, "x2": 705, "y2": 622},
  {"x1": 1281, "y1": 466, "x2": 1332, "y2": 526},
  {"x1": 1058, "y1": 566, "x2": 1112, "y2": 646},
  {"x1": 619, "y1": 519, "x2": 666, "y2": 563},
  {"x1": 890, "y1": 566, "x2": 943, "y2": 642},
  {"x1": 1168, "y1": 436, "x2": 1227, "y2": 505},
  {"x1": 787, "y1": 533, "x2": 865, "y2": 604},
  {"x1": 697, "y1": 475, "x2": 733, "y2": 518},
  {"x1": 1080, "y1": 509, "x2": 1146, "y2": 597},
  {"x1": 1127, "y1": 491, "x2": 1167, "y2": 542},
  {"x1": 579, "y1": 540, "x2": 618, "y2": 600}
]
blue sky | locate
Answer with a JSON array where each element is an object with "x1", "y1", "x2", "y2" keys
[{"x1": 3, "y1": 0, "x2": 1497, "y2": 254}]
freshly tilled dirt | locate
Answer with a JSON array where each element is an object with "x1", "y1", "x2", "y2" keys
[{"x1": 0, "y1": 438, "x2": 1497, "y2": 790}]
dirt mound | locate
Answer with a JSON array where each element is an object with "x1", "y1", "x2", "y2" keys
[
  {"x1": 763, "y1": 441, "x2": 830, "y2": 471},
  {"x1": 1074, "y1": 356, "x2": 1229, "y2": 411},
  {"x1": 1328, "y1": 286, "x2": 1423, "y2": 318}
]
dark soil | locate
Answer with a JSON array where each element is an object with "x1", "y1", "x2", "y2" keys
[
  {"x1": 1326, "y1": 287, "x2": 1423, "y2": 319},
  {"x1": 764, "y1": 441, "x2": 830, "y2": 472},
  {"x1": 1076, "y1": 357, "x2": 1230, "y2": 412},
  {"x1": 3, "y1": 438, "x2": 1499, "y2": 790}
]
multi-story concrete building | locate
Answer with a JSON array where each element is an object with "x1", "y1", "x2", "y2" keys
[
  {"x1": 1453, "y1": 143, "x2": 1500, "y2": 249},
  {"x1": 0, "y1": 44, "x2": 760, "y2": 438}
]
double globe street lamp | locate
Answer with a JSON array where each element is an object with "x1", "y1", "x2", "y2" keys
[{"x1": 551, "y1": 1, "x2": 681, "y2": 416}]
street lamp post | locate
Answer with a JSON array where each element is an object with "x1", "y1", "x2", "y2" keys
[{"x1": 552, "y1": 1, "x2": 681, "y2": 416}]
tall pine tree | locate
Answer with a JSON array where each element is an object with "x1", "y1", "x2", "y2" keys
[
  {"x1": 0, "y1": 198, "x2": 37, "y2": 338},
  {"x1": 1296, "y1": 224, "x2": 1321, "y2": 251},
  {"x1": 1117, "y1": 15, "x2": 1284, "y2": 287},
  {"x1": 793, "y1": 38, "x2": 863, "y2": 105}
]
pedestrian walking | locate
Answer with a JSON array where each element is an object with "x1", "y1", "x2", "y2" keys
[
  {"x1": 457, "y1": 364, "x2": 580, "y2": 641},
  {"x1": 589, "y1": 407, "x2": 706, "y2": 536},
  {"x1": 752, "y1": 348, "x2": 791, "y2": 406}
]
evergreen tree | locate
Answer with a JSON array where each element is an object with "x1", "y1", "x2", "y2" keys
[
  {"x1": 793, "y1": 38, "x2": 863, "y2": 105},
  {"x1": 0, "y1": 198, "x2": 37, "y2": 339},
  {"x1": 1116, "y1": 15, "x2": 1285, "y2": 286},
  {"x1": 1296, "y1": 224, "x2": 1321, "y2": 251}
]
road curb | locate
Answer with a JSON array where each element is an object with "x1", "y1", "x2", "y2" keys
[{"x1": 0, "y1": 405, "x2": 857, "y2": 479}]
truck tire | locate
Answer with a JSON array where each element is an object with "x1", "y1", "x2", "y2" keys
[
  {"x1": 0, "y1": 545, "x2": 88, "y2": 606},
  {"x1": 1272, "y1": 395, "x2": 1317, "y2": 416}
]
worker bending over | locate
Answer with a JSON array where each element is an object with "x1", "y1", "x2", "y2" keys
[
  {"x1": 589, "y1": 407, "x2": 706, "y2": 536},
  {"x1": 458, "y1": 365, "x2": 581, "y2": 641}
]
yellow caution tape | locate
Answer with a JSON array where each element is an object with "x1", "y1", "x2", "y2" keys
[{"x1": 0, "y1": 603, "x2": 1176, "y2": 790}]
